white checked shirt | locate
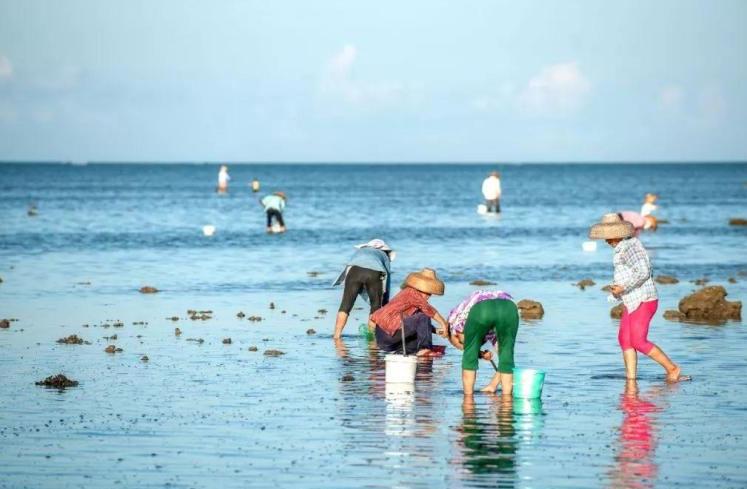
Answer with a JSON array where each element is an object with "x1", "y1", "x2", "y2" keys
[{"x1": 613, "y1": 237, "x2": 658, "y2": 313}]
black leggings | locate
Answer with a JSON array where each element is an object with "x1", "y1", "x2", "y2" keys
[
  {"x1": 338, "y1": 266, "x2": 384, "y2": 315},
  {"x1": 266, "y1": 209, "x2": 284, "y2": 227}
]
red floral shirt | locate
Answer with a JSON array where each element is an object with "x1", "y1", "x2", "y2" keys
[{"x1": 370, "y1": 287, "x2": 437, "y2": 336}]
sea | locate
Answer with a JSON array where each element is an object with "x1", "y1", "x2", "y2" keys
[{"x1": 0, "y1": 162, "x2": 746, "y2": 488}]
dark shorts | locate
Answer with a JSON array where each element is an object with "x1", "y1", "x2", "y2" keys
[{"x1": 338, "y1": 266, "x2": 385, "y2": 315}]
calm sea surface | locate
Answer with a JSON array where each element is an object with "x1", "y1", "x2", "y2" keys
[{"x1": 1, "y1": 163, "x2": 746, "y2": 488}]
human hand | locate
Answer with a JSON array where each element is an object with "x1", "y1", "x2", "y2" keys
[
  {"x1": 480, "y1": 350, "x2": 493, "y2": 361},
  {"x1": 610, "y1": 285, "x2": 624, "y2": 297}
]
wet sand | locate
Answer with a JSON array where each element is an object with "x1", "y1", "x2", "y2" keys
[{"x1": 1, "y1": 278, "x2": 746, "y2": 488}]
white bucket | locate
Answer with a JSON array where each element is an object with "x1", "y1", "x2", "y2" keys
[
  {"x1": 202, "y1": 225, "x2": 216, "y2": 236},
  {"x1": 477, "y1": 204, "x2": 488, "y2": 215},
  {"x1": 582, "y1": 241, "x2": 597, "y2": 252},
  {"x1": 385, "y1": 354, "x2": 417, "y2": 384}
]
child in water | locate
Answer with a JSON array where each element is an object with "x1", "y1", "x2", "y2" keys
[
  {"x1": 260, "y1": 191, "x2": 287, "y2": 233},
  {"x1": 589, "y1": 213, "x2": 690, "y2": 383}
]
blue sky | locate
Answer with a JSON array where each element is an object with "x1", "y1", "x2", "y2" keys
[{"x1": 0, "y1": 0, "x2": 745, "y2": 162}]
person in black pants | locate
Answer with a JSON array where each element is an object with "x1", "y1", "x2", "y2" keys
[{"x1": 332, "y1": 239, "x2": 394, "y2": 339}]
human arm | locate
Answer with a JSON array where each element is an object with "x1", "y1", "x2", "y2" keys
[{"x1": 432, "y1": 311, "x2": 450, "y2": 338}]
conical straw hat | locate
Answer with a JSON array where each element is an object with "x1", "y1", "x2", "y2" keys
[
  {"x1": 588, "y1": 213, "x2": 634, "y2": 240},
  {"x1": 403, "y1": 268, "x2": 445, "y2": 295}
]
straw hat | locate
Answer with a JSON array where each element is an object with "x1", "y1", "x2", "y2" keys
[
  {"x1": 588, "y1": 213, "x2": 634, "y2": 240},
  {"x1": 274, "y1": 191, "x2": 287, "y2": 200},
  {"x1": 403, "y1": 268, "x2": 445, "y2": 295}
]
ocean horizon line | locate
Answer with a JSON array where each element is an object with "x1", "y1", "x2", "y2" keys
[{"x1": 1, "y1": 160, "x2": 745, "y2": 166}]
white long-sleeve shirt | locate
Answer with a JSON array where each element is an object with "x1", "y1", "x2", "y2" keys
[{"x1": 481, "y1": 176, "x2": 502, "y2": 200}]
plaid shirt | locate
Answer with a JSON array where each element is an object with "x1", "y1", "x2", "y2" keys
[
  {"x1": 370, "y1": 286, "x2": 437, "y2": 336},
  {"x1": 613, "y1": 237, "x2": 658, "y2": 313}
]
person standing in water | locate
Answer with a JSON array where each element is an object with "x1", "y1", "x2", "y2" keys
[
  {"x1": 481, "y1": 171, "x2": 502, "y2": 213},
  {"x1": 251, "y1": 178, "x2": 260, "y2": 193},
  {"x1": 260, "y1": 191, "x2": 287, "y2": 233},
  {"x1": 217, "y1": 165, "x2": 231, "y2": 193},
  {"x1": 332, "y1": 239, "x2": 395, "y2": 339},
  {"x1": 589, "y1": 213, "x2": 690, "y2": 383},
  {"x1": 640, "y1": 193, "x2": 658, "y2": 217},
  {"x1": 448, "y1": 290, "x2": 519, "y2": 395}
]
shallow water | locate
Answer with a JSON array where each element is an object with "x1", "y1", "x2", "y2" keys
[{"x1": 1, "y1": 163, "x2": 746, "y2": 488}]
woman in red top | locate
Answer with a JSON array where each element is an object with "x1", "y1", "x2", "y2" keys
[{"x1": 369, "y1": 268, "x2": 450, "y2": 356}]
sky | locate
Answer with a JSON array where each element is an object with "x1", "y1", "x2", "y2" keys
[{"x1": 0, "y1": 0, "x2": 745, "y2": 163}]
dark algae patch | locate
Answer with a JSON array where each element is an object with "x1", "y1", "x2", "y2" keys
[
  {"x1": 57, "y1": 335, "x2": 90, "y2": 345},
  {"x1": 36, "y1": 374, "x2": 78, "y2": 389}
]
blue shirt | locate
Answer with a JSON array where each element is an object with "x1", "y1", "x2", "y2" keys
[
  {"x1": 261, "y1": 195, "x2": 285, "y2": 212},
  {"x1": 332, "y1": 247, "x2": 392, "y2": 303},
  {"x1": 348, "y1": 247, "x2": 391, "y2": 274}
]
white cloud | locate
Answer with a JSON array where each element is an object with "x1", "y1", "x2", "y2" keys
[
  {"x1": 319, "y1": 44, "x2": 402, "y2": 106},
  {"x1": 518, "y1": 62, "x2": 590, "y2": 116},
  {"x1": 0, "y1": 55, "x2": 13, "y2": 79},
  {"x1": 659, "y1": 85, "x2": 684, "y2": 111}
]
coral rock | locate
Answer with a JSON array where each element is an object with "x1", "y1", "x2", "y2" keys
[
  {"x1": 36, "y1": 374, "x2": 78, "y2": 389},
  {"x1": 654, "y1": 276, "x2": 679, "y2": 285},
  {"x1": 517, "y1": 299, "x2": 544, "y2": 320},
  {"x1": 470, "y1": 279, "x2": 495, "y2": 286},
  {"x1": 575, "y1": 279, "x2": 595, "y2": 290},
  {"x1": 674, "y1": 286, "x2": 742, "y2": 322}
]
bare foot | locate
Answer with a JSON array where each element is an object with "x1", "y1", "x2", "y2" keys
[
  {"x1": 480, "y1": 384, "x2": 498, "y2": 393},
  {"x1": 666, "y1": 365, "x2": 692, "y2": 383},
  {"x1": 266, "y1": 227, "x2": 273, "y2": 234}
]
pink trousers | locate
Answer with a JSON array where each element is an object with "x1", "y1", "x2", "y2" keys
[{"x1": 618, "y1": 300, "x2": 658, "y2": 355}]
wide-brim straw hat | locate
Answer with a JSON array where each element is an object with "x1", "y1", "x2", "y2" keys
[
  {"x1": 589, "y1": 213, "x2": 634, "y2": 240},
  {"x1": 274, "y1": 191, "x2": 287, "y2": 200},
  {"x1": 402, "y1": 268, "x2": 445, "y2": 295}
]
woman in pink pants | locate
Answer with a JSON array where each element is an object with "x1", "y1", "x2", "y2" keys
[{"x1": 589, "y1": 213, "x2": 690, "y2": 382}]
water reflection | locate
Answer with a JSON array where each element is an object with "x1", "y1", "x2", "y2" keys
[
  {"x1": 456, "y1": 395, "x2": 518, "y2": 488},
  {"x1": 608, "y1": 380, "x2": 664, "y2": 489}
]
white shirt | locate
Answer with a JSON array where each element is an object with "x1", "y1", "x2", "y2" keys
[
  {"x1": 218, "y1": 170, "x2": 231, "y2": 186},
  {"x1": 481, "y1": 176, "x2": 502, "y2": 200},
  {"x1": 641, "y1": 202, "x2": 657, "y2": 216}
]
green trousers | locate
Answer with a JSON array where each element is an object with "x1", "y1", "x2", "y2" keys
[{"x1": 461, "y1": 299, "x2": 519, "y2": 373}]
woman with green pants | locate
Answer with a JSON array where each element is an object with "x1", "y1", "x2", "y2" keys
[{"x1": 448, "y1": 290, "x2": 519, "y2": 396}]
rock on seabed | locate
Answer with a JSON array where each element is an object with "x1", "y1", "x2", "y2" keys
[
  {"x1": 517, "y1": 300, "x2": 544, "y2": 320},
  {"x1": 665, "y1": 286, "x2": 742, "y2": 322},
  {"x1": 36, "y1": 374, "x2": 78, "y2": 389}
]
